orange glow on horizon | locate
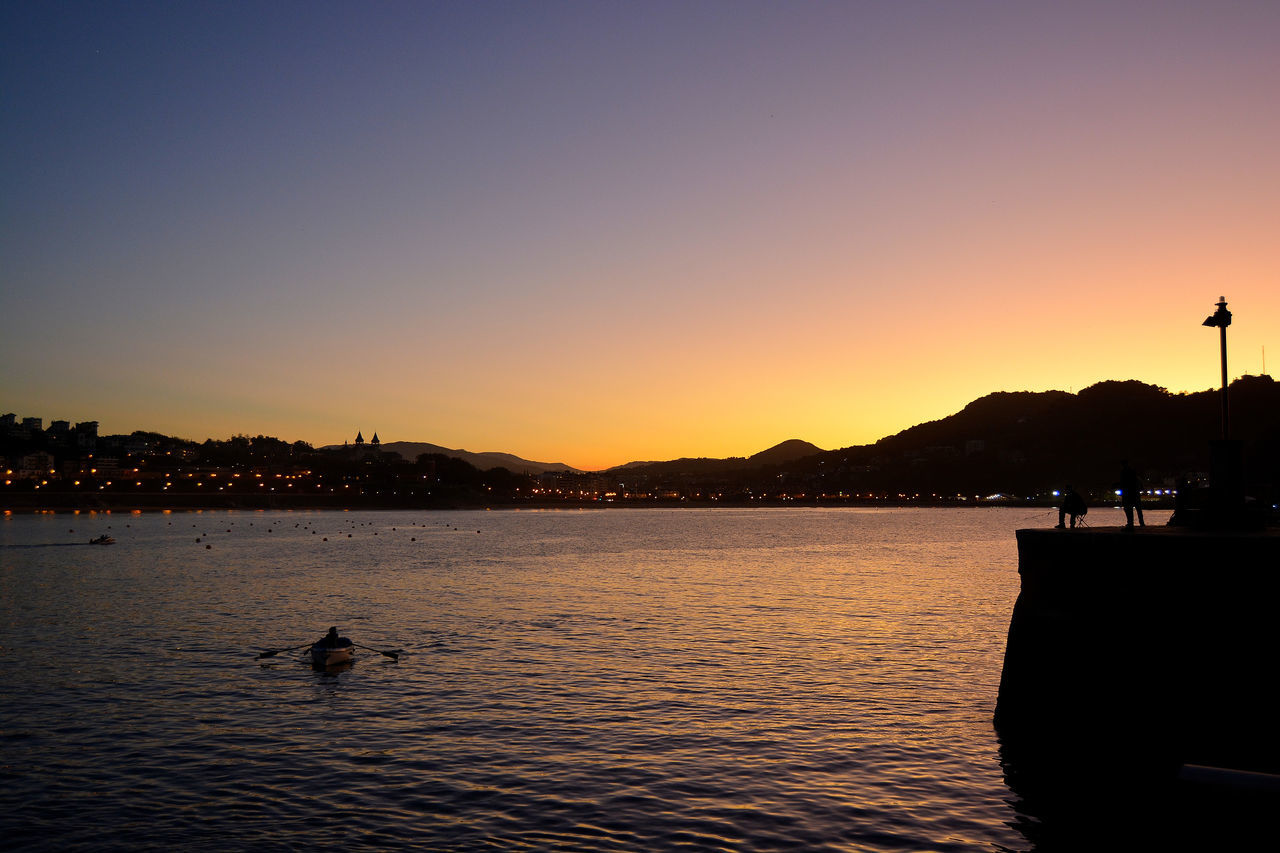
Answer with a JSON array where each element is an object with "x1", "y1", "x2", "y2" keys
[{"x1": 3, "y1": 5, "x2": 1276, "y2": 470}]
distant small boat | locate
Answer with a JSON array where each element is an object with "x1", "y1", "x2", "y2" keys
[
  {"x1": 310, "y1": 643, "x2": 354, "y2": 668},
  {"x1": 90, "y1": 535, "x2": 115, "y2": 545}
]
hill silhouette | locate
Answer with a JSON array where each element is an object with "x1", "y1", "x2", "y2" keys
[
  {"x1": 368, "y1": 441, "x2": 581, "y2": 475},
  {"x1": 292, "y1": 377, "x2": 1278, "y2": 501},
  {"x1": 825, "y1": 377, "x2": 1277, "y2": 497},
  {"x1": 748, "y1": 439, "x2": 825, "y2": 466},
  {"x1": 611, "y1": 439, "x2": 825, "y2": 475},
  {"x1": 6, "y1": 376, "x2": 1276, "y2": 508},
  {"x1": 604, "y1": 377, "x2": 1279, "y2": 502}
]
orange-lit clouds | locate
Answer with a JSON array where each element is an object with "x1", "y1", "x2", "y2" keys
[{"x1": 2, "y1": 3, "x2": 1277, "y2": 470}]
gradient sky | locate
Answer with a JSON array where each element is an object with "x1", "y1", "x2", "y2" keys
[{"x1": 3, "y1": 2, "x2": 1277, "y2": 470}]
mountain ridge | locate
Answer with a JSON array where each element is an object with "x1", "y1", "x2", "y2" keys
[
  {"x1": 6, "y1": 376, "x2": 1275, "y2": 506},
  {"x1": 579, "y1": 376, "x2": 1278, "y2": 500},
  {"x1": 320, "y1": 376, "x2": 1278, "y2": 495},
  {"x1": 322, "y1": 441, "x2": 583, "y2": 475},
  {"x1": 328, "y1": 439, "x2": 829, "y2": 476}
]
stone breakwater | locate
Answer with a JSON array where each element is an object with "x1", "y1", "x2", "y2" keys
[{"x1": 995, "y1": 525, "x2": 1280, "y2": 776}]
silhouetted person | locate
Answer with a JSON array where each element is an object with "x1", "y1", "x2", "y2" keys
[
  {"x1": 1056, "y1": 486, "x2": 1087, "y2": 528},
  {"x1": 1169, "y1": 477, "x2": 1189, "y2": 526},
  {"x1": 317, "y1": 626, "x2": 351, "y2": 648},
  {"x1": 1119, "y1": 461, "x2": 1144, "y2": 528}
]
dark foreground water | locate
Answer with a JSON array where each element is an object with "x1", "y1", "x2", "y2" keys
[{"x1": 1, "y1": 506, "x2": 1168, "y2": 851}]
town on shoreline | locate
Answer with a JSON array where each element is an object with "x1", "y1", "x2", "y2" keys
[
  {"x1": 8, "y1": 377, "x2": 1275, "y2": 515},
  {"x1": 7, "y1": 494, "x2": 1177, "y2": 514}
]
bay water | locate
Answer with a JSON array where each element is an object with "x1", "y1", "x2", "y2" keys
[{"x1": 0, "y1": 506, "x2": 1157, "y2": 851}]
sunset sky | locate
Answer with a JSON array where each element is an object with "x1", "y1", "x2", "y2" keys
[{"x1": 3, "y1": 2, "x2": 1277, "y2": 470}]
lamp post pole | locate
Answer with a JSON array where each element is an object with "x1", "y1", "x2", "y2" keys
[
  {"x1": 1198, "y1": 296, "x2": 1246, "y2": 521},
  {"x1": 1202, "y1": 296, "x2": 1231, "y2": 440}
]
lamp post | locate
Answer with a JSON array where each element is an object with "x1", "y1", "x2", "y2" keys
[
  {"x1": 1202, "y1": 296, "x2": 1231, "y2": 440},
  {"x1": 1201, "y1": 296, "x2": 1245, "y2": 520}
]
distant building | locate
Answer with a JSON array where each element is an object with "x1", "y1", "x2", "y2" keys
[
  {"x1": 88, "y1": 457, "x2": 122, "y2": 476},
  {"x1": 74, "y1": 421, "x2": 98, "y2": 452},
  {"x1": 2, "y1": 414, "x2": 33, "y2": 439},
  {"x1": 123, "y1": 435, "x2": 150, "y2": 455},
  {"x1": 17, "y1": 451, "x2": 56, "y2": 478},
  {"x1": 351, "y1": 431, "x2": 382, "y2": 460}
]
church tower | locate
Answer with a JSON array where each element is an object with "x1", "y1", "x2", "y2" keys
[{"x1": 352, "y1": 430, "x2": 379, "y2": 460}]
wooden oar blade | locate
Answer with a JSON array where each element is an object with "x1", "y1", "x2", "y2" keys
[{"x1": 256, "y1": 641, "x2": 311, "y2": 660}]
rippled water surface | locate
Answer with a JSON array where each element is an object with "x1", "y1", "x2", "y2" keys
[{"x1": 1, "y1": 507, "x2": 1113, "y2": 851}]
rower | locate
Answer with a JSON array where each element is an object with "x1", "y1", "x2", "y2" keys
[{"x1": 317, "y1": 626, "x2": 352, "y2": 648}]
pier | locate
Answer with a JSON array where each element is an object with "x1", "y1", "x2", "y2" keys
[{"x1": 995, "y1": 525, "x2": 1280, "y2": 777}]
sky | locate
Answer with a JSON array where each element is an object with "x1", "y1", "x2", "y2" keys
[{"x1": 3, "y1": 1, "x2": 1277, "y2": 470}]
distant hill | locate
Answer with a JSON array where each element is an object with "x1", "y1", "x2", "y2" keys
[
  {"x1": 609, "y1": 439, "x2": 826, "y2": 476},
  {"x1": 796, "y1": 375, "x2": 1280, "y2": 497},
  {"x1": 594, "y1": 376, "x2": 1279, "y2": 501},
  {"x1": 748, "y1": 439, "x2": 824, "y2": 466},
  {"x1": 315, "y1": 376, "x2": 1278, "y2": 498},
  {"x1": 324, "y1": 441, "x2": 582, "y2": 475}
]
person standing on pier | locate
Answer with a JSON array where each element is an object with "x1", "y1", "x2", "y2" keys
[
  {"x1": 1119, "y1": 461, "x2": 1145, "y2": 528},
  {"x1": 1056, "y1": 486, "x2": 1087, "y2": 529}
]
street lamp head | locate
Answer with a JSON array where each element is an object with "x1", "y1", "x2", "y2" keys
[{"x1": 1203, "y1": 296, "x2": 1231, "y2": 328}]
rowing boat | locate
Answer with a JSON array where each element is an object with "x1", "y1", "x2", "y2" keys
[{"x1": 310, "y1": 643, "x2": 354, "y2": 667}]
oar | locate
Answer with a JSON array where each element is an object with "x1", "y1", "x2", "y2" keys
[
  {"x1": 353, "y1": 642, "x2": 400, "y2": 661},
  {"x1": 256, "y1": 642, "x2": 312, "y2": 659}
]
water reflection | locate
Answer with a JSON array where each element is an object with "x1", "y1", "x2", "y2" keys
[
  {"x1": 3, "y1": 507, "x2": 1061, "y2": 851},
  {"x1": 999, "y1": 728, "x2": 1276, "y2": 851}
]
